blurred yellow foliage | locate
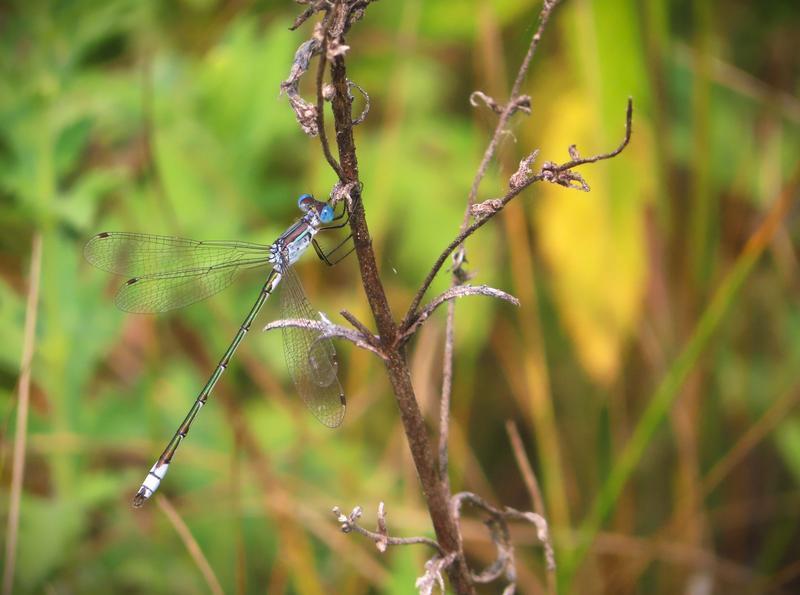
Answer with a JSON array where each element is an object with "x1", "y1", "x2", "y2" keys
[{"x1": 535, "y1": 92, "x2": 650, "y2": 385}]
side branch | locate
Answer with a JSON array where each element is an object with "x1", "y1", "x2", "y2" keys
[
  {"x1": 452, "y1": 491, "x2": 556, "y2": 580},
  {"x1": 400, "y1": 285, "x2": 520, "y2": 343},
  {"x1": 402, "y1": 97, "x2": 634, "y2": 329},
  {"x1": 315, "y1": 39, "x2": 346, "y2": 179},
  {"x1": 333, "y1": 503, "x2": 443, "y2": 554},
  {"x1": 263, "y1": 316, "x2": 385, "y2": 359}
]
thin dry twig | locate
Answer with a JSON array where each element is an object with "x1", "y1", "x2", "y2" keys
[
  {"x1": 290, "y1": 0, "x2": 326, "y2": 31},
  {"x1": 263, "y1": 316, "x2": 385, "y2": 359},
  {"x1": 340, "y1": 308, "x2": 374, "y2": 338},
  {"x1": 333, "y1": 503, "x2": 443, "y2": 553},
  {"x1": 316, "y1": 40, "x2": 346, "y2": 179},
  {"x1": 1, "y1": 233, "x2": 42, "y2": 595},
  {"x1": 452, "y1": 492, "x2": 555, "y2": 585},
  {"x1": 506, "y1": 417, "x2": 556, "y2": 595},
  {"x1": 156, "y1": 495, "x2": 225, "y2": 595},
  {"x1": 464, "y1": 0, "x2": 561, "y2": 218},
  {"x1": 401, "y1": 285, "x2": 520, "y2": 342},
  {"x1": 348, "y1": 79, "x2": 370, "y2": 125},
  {"x1": 505, "y1": 421, "x2": 547, "y2": 522},
  {"x1": 438, "y1": 299, "x2": 457, "y2": 484},
  {"x1": 469, "y1": 91, "x2": 531, "y2": 117},
  {"x1": 416, "y1": 552, "x2": 458, "y2": 595},
  {"x1": 505, "y1": 418, "x2": 554, "y2": 595},
  {"x1": 282, "y1": 38, "x2": 323, "y2": 136}
]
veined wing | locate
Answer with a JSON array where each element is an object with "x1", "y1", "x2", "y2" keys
[
  {"x1": 279, "y1": 264, "x2": 345, "y2": 428},
  {"x1": 115, "y1": 259, "x2": 268, "y2": 314},
  {"x1": 85, "y1": 232, "x2": 270, "y2": 278}
]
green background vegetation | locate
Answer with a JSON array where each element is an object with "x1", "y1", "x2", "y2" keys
[{"x1": 1, "y1": 0, "x2": 799, "y2": 593}]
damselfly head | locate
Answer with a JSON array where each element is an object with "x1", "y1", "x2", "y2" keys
[
  {"x1": 297, "y1": 193, "x2": 315, "y2": 212},
  {"x1": 297, "y1": 193, "x2": 335, "y2": 224}
]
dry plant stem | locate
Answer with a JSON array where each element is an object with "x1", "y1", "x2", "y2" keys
[
  {"x1": 506, "y1": 421, "x2": 556, "y2": 595},
  {"x1": 438, "y1": 299, "x2": 456, "y2": 483},
  {"x1": 438, "y1": 0, "x2": 562, "y2": 481},
  {"x1": 323, "y1": 1, "x2": 475, "y2": 591},
  {"x1": 505, "y1": 421, "x2": 548, "y2": 527},
  {"x1": 2, "y1": 233, "x2": 42, "y2": 595},
  {"x1": 156, "y1": 496, "x2": 225, "y2": 595},
  {"x1": 315, "y1": 35, "x2": 345, "y2": 180},
  {"x1": 452, "y1": 491, "x2": 556, "y2": 583},
  {"x1": 333, "y1": 505, "x2": 443, "y2": 553}
]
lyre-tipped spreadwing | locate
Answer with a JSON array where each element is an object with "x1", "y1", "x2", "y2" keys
[{"x1": 85, "y1": 194, "x2": 352, "y2": 507}]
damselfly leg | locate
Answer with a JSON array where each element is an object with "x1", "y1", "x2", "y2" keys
[{"x1": 313, "y1": 234, "x2": 354, "y2": 266}]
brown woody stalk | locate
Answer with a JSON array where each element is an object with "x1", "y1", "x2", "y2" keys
[
  {"x1": 323, "y1": 2, "x2": 475, "y2": 591},
  {"x1": 289, "y1": 1, "x2": 633, "y2": 592}
]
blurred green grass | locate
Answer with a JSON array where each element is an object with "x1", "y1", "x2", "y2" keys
[{"x1": 1, "y1": 1, "x2": 799, "y2": 593}]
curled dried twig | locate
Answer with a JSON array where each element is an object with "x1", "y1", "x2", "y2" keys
[
  {"x1": 333, "y1": 503, "x2": 442, "y2": 554},
  {"x1": 470, "y1": 91, "x2": 531, "y2": 116},
  {"x1": 263, "y1": 316, "x2": 385, "y2": 359},
  {"x1": 290, "y1": 0, "x2": 329, "y2": 31},
  {"x1": 282, "y1": 38, "x2": 322, "y2": 136},
  {"x1": 541, "y1": 161, "x2": 591, "y2": 192},
  {"x1": 416, "y1": 552, "x2": 458, "y2": 595},
  {"x1": 315, "y1": 34, "x2": 346, "y2": 178},
  {"x1": 401, "y1": 285, "x2": 520, "y2": 341},
  {"x1": 348, "y1": 79, "x2": 370, "y2": 125},
  {"x1": 469, "y1": 91, "x2": 500, "y2": 113},
  {"x1": 508, "y1": 150, "x2": 540, "y2": 191},
  {"x1": 558, "y1": 97, "x2": 633, "y2": 168},
  {"x1": 452, "y1": 491, "x2": 555, "y2": 593}
]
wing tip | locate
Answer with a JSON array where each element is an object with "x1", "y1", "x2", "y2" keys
[
  {"x1": 321, "y1": 403, "x2": 346, "y2": 429},
  {"x1": 84, "y1": 232, "x2": 113, "y2": 267}
]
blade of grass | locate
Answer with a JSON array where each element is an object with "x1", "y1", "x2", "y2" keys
[
  {"x1": 2, "y1": 233, "x2": 42, "y2": 595},
  {"x1": 561, "y1": 165, "x2": 800, "y2": 586},
  {"x1": 702, "y1": 384, "x2": 800, "y2": 499},
  {"x1": 155, "y1": 494, "x2": 224, "y2": 595},
  {"x1": 156, "y1": 495, "x2": 225, "y2": 595}
]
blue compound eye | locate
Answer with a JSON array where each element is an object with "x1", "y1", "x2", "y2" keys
[
  {"x1": 297, "y1": 193, "x2": 313, "y2": 212},
  {"x1": 320, "y1": 204, "x2": 334, "y2": 223}
]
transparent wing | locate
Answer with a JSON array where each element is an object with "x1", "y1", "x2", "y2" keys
[
  {"x1": 115, "y1": 261, "x2": 269, "y2": 313},
  {"x1": 279, "y1": 265, "x2": 345, "y2": 428},
  {"x1": 85, "y1": 232, "x2": 270, "y2": 277}
]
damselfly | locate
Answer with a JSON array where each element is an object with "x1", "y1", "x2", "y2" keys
[{"x1": 85, "y1": 194, "x2": 352, "y2": 507}]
